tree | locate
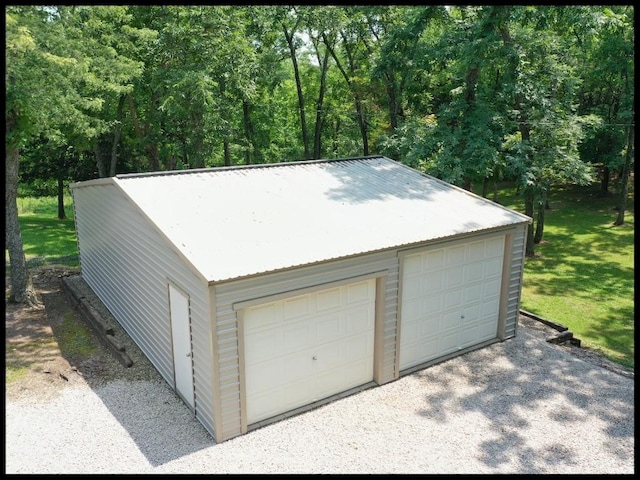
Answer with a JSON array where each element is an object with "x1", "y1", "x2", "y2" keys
[
  {"x1": 575, "y1": 6, "x2": 634, "y2": 209},
  {"x1": 498, "y1": 6, "x2": 596, "y2": 255},
  {"x1": 6, "y1": 7, "x2": 78, "y2": 305},
  {"x1": 5, "y1": 6, "x2": 147, "y2": 303},
  {"x1": 322, "y1": 7, "x2": 376, "y2": 156}
]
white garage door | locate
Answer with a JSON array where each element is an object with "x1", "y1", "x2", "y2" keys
[
  {"x1": 243, "y1": 279, "x2": 376, "y2": 424},
  {"x1": 399, "y1": 235, "x2": 505, "y2": 371}
]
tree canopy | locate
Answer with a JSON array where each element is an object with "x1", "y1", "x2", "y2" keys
[{"x1": 5, "y1": 5, "x2": 634, "y2": 302}]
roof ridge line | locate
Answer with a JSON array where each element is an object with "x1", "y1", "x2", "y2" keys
[{"x1": 115, "y1": 155, "x2": 387, "y2": 180}]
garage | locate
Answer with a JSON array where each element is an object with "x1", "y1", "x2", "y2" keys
[
  {"x1": 399, "y1": 234, "x2": 506, "y2": 371},
  {"x1": 241, "y1": 279, "x2": 376, "y2": 424},
  {"x1": 70, "y1": 155, "x2": 531, "y2": 443}
]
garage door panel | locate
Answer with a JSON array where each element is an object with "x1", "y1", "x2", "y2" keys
[
  {"x1": 402, "y1": 277, "x2": 422, "y2": 300},
  {"x1": 419, "y1": 314, "x2": 439, "y2": 335},
  {"x1": 438, "y1": 329, "x2": 459, "y2": 354},
  {"x1": 244, "y1": 279, "x2": 376, "y2": 424},
  {"x1": 459, "y1": 324, "x2": 481, "y2": 347},
  {"x1": 422, "y1": 295, "x2": 442, "y2": 316},
  {"x1": 464, "y1": 284, "x2": 483, "y2": 303},
  {"x1": 486, "y1": 236, "x2": 505, "y2": 255},
  {"x1": 461, "y1": 304, "x2": 481, "y2": 322},
  {"x1": 347, "y1": 280, "x2": 372, "y2": 303},
  {"x1": 343, "y1": 332, "x2": 374, "y2": 362},
  {"x1": 404, "y1": 254, "x2": 423, "y2": 275},
  {"x1": 402, "y1": 298, "x2": 420, "y2": 320},
  {"x1": 447, "y1": 245, "x2": 467, "y2": 265},
  {"x1": 245, "y1": 330, "x2": 282, "y2": 365},
  {"x1": 316, "y1": 314, "x2": 341, "y2": 343},
  {"x1": 400, "y1": 235, "x2": 505, "y2": 370},
  {"x1": 465, "y1": 262, "x2": 484, "y2": 282},
  {"x1": 445, "y1": 267, "x2": 464, "y2": 287},
  {"x1": 425, "y1": 249, "x2": 445, "y2": 269},
  {"x1": 246, "y1": 302, "x2": 280, "y2": 330},
  {"x1": 424, "y1": 270, "x2": 445, "y2": 291},
  {"x1": 282, "y1": 321, "x2": 314, "y2": 352},
  {"x1": 481, "y1": 298, "x2": 500, "y2": 316},
  {"x1": 316, "y1": 287, "x2": 341, "y2": 311},
  {"x1": 249, "y1": 375, "x2": 316, "y2": 421},
  {"x1": 484, "y1": 258, "x2": 503, "y2": 276},
  {"x1": 345, "y1": 307, "x2": 374, "y2": 334},
  {"x1": 467, "y1": 240, "x2": 486, "y2": 259},
  {"x1": 479, "y1": 320, "x2": 498, "y2": 338},
  {"x1": 443, "y1": 288, "x2": 464, "y2": 310},
  {"x1": 283, "y1": 296, "x2": 310, "y2": 319},
  {"x1": 483, "y1": 278, "x2": 501, "y2": 296}
]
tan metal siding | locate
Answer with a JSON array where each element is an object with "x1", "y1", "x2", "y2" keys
[
  {"x1": 212, "y1": 251, "x2": 399, "y2": 442},
  {"x1": 504, "y1": 224, "x2": 528, "y2": 338},
  {"x1": 71, "y1": 183, "x2": 217, "y2": 441}
]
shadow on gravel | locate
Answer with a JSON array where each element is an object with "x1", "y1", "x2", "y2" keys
[
  {"x1": 33, "y1": 269, "x2": 216, "y2": 466},
  {"x1": 412, "y1": 331, "x2": 634, "y2": 473},
  {"x1": 91, "y1": 380, "x2": 215, "y2": 466}
]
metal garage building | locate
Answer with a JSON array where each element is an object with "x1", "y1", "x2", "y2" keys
[{"x1": 70, "y1": 155, "x2": 531, "y2": 443}]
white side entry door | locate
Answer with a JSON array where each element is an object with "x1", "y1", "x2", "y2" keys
[{"x1": 169, "y1": 283, "x2": 195, "y2": 410}]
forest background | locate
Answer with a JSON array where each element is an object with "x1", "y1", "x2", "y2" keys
[{"x1": 5, "y1": 6, "x2": 634, "y2": 365}]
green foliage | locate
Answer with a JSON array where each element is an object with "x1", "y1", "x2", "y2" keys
[
  {"x1": 485, "y1": 182, "x2": 634, "y2": 369},
  {"x1": 6, "y1": 7, "x2": 634, "y2": 362}
]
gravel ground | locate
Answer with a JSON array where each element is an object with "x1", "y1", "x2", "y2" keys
[{"x1": 5, "y1": 311, "x2": 634, "y2": 475}]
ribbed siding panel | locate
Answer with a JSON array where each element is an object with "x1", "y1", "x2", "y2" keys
[
  {"x1": 212, "y1": 251, "x2": 399, "y2": 442},
  {"x1": 72, "y1": 184, "x2": 216, "y2": 441},
  {"x1": 504, "y1": 225, "x2": 527, "y2": 338}
]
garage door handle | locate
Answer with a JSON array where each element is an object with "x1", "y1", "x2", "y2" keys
[
  {"x1": 312, "y1": 356, "x2": 317, "y2": 360},
  {"x1": 186, "y1": 352, "x2": 192, "y2": 358}
]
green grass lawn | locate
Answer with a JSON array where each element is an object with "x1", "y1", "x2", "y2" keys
[
  {"x1": 489, "y1": 182, "x2": 635, "y2": 369},
  {"x1": 8, "y1": 186, "x2": 635, "y2": 369},
  {"x1": 9, "y1": 195, "x2": 79, "y2": 268}
]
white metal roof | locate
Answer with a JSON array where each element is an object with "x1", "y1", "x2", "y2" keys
[{"x1": 80, "y1": 156, "x2": 531, "y2": 283}]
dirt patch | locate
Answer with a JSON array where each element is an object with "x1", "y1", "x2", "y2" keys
[{"x1": 5, "y1": 265, "x2": 160, "y2": 402}]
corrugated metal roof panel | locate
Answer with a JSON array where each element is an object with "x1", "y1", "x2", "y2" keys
[{"x1": 108, "y1": 156, "x2": 530, "y2": 283}]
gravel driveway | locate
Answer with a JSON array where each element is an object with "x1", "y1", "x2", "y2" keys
[{"x1": 5, "y1": 315, "x2": 634, "y2": 474}]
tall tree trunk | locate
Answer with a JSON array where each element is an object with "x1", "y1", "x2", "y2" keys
[
  {"x1": 109, "y1": 95, "x2": 125, "y2": 177},
  {"x1": 614, "y1": 127, "x2": 634, "y2": 226},
  {"x1": 242, "y1": 100, "x2": 256, "y2": 165},
  {"x1": 533, "y1": 193, "x2": 546, "y2": 244},
  {"x1": 323, "y1": 33, "x2": 369, "y2": 157},
  {"x1": 600, "y1": 165, "x2": 611, "y2": 196},
  {"x1": 354, "y1": 95, "x2": 369, "y2": 156},
  {"x1": 57, "y1": 176, "x2": 66, "y2": 220},
  {"x1": 283, "y1": 25, "x2": 310, "y2": 160},
  {"x1": 127, "y1": 93, "x2": 160, "y2": 171},
  {"x1": 524, "y1": 187, "x2": 536, "y2": 257},
  {"x1": 313, "y1": 44, "x2": 330, "y2": 160},
  {"x1": 5, "y1": 145, "x2": 38, "y2": 305},
  {"x1": 481, "y1": 176, "x2": 490, "y2": 198},
  {"x1": 384, "y1": 71, "x2": 402, "y2": 131},
  {"x1": 333, "y1": 118, "x2": 341, "y2": 158},
  {"x1": 223, "y1": 137, "x2": 231, "y2": 167},
  {"x1": 95, "y1": 139, "x2": 106, "y2": 178}
]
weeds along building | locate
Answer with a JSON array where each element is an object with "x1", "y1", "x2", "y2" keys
[{"x1": 70, "y1": 155, "x2": 532, "y2": 443}]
